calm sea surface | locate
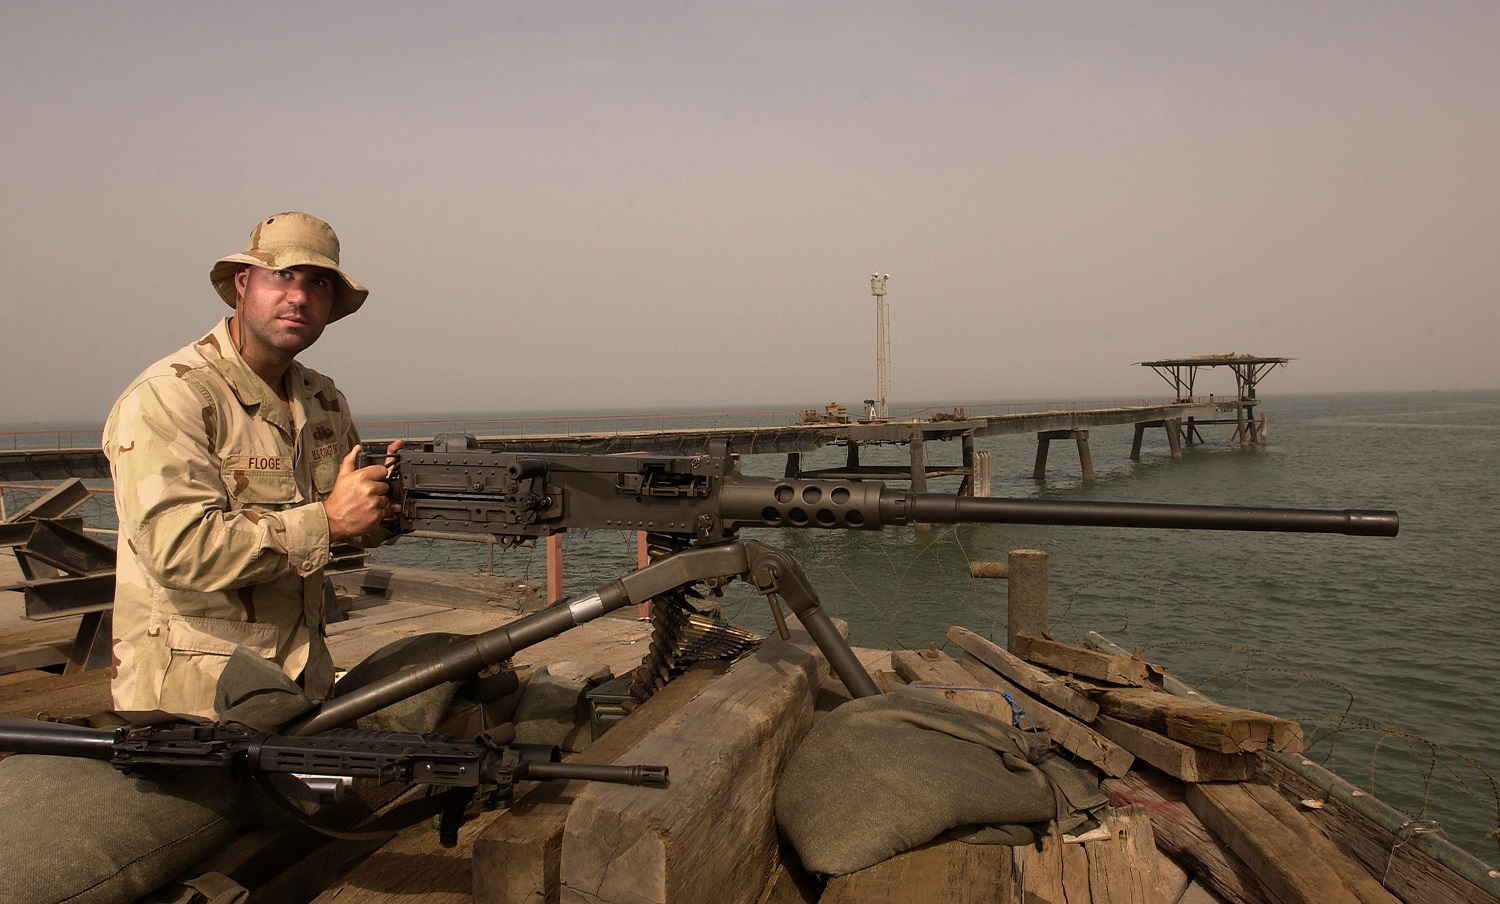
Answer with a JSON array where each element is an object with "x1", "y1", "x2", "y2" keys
[{"x1": 8, "y1": 391, "x2": 1495, "y2": 854}]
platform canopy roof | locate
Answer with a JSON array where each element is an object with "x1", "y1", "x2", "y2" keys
[
  {"x1": 1135, "y1": 354, "x2": 1290, "y2": 400},
  {"x1": 1135, "y1": 354, "x2": 1291, "y2": 367}
]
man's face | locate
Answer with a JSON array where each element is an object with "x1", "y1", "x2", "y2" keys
[{"x1": 232, "y1": 265, "x2": 337, "y2": 362}]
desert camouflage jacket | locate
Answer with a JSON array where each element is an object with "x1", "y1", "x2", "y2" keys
[{"x1": 104, "y1": 318, "x2": 362, "y2": 717}]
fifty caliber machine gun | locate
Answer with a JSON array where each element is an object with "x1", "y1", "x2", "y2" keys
[{"x1": 280, "y1": 433, "x2": 1399, "y2": 737}]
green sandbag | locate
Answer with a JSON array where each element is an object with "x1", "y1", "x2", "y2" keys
[
  {"x1": 0, "y1": 754, "x2": 244, "y2": 904},
  {"x1": 774, "y1": 687, "x2": 1106, "y2": 876}
]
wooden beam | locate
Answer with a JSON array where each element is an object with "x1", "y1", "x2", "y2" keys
[
  {"x1": 1090, "y1": 713, "x2": 1257, "y2": 782},
  {"x1": 471, "y1": 661, "x2": 729, "y2": 904},
  {"x1": 820, "y1": 838, "x2": 1015, "y2": 904},
  {"x1": 1256, "y1": 754, "x2": 1500, "y2": 904},
  {"x1": 1102, "y1": 770, "x2": 1271, "y2": 904},
  {"x1": 1090, "y1": 686, "x2": 1304, "y2": 754},
  {"x1": 1187, "y1": 782, "x2": 1375, "y2": 904},
  {"x1": 1015, "y1": 634, "x2": 1161, "y2": 687},
  {"x1": 946, "y1": 626, "x2": 1098, "y2": 722},
  {"x1": 891, "y1": 648, "x2": 1134, "y2": 778},
  {"x1": 555, "y1": 630, "x2": 828, "y2": 904}
]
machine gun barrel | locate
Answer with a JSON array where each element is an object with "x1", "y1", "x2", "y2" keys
[{"x1": 881, "y1": 492, "x2": 1399, "y2": 536}]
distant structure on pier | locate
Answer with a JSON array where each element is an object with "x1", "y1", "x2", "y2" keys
[
  {"x1": 865, "y1": 274, "x2": 891, "y2": 422},
  {"x1": 1138, "y1": 354, "x2": 1290, "y2": 448}
]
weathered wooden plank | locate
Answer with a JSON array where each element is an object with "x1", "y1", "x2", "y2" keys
[
  {"x1": 1256, "y1": 754, "x2": 1500, "y2": 904},
  {"x1": 555, "y1": 630, "x2": 828, "y2": 904},
  {"x1": 889, "y1": 648, "x2": 1133, "y2": 778},
  {"x1": 945, "y1": 652, "x2": 1135, "y2": 778},
  {"x1": 1009, "y1": 809, "x2": 1161, "y2": 904},
  {"x1": 339, "y1": 565, "x2": 544, "y2": 613},
  {"x1": 1187, "y1": 782, "x2": 1367, "y2": 904},
  {"x1": 1090, "y1": 686, "x2": 1303, "y2": 754},
  {"x1": 1076, "y1": 805, "x2": 1162, "y2": 904},
  {"x1": 1238, "y1": 782, "x2": 1400, "y2": 904},
  {"x1": 1101, "y1": 770, "x2": 1271, "y2": 904},
  {"x1": 1091, "y1": 714, "x2": 1257, "y2": 783},
  {"x1": 1013, "y1": 824, "x2": 1069, "y2": 904},
  {"x1": 946, "y1": 625, "x2": 1100, "y2": 722},
  {"x1": 1015, "y1": 634, "x2": 1161, "y2": 687},
  {"x1": 471, "y1": 661, "x2": 729, "y2": 904},
  {"x1": 819, "y1": 838, "x2": 1015, "y2": 904}
]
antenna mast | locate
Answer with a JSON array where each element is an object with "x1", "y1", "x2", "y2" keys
[{"x1": 870, "y1": 273, "x2": 890, "y2": 421}]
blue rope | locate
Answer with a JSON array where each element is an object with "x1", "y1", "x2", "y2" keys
[
  {"x1": 909, "y1": 683, "x2": 1040, "y2": 734},
  {"x1": 1000, "y1": 691, "x2": 1040, "y2": 734}
]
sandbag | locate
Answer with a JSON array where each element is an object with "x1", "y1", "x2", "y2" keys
[
  {"x1": 0, "y1": 754, "x2": 244, "y2": 904},
  {"x1": 512, "y1": 661, "x2": 610, "y2": 753},
  {"x1": 774, "y1": 687, "x2": 1106, "y2": 876}
]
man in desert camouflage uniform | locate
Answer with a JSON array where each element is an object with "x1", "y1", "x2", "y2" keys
[{"x1": 103, "y1": 212, "x2": 400, "y2": 718}]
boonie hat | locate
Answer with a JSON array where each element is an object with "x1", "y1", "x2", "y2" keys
[{"x1": 209, "y1": 212, "x2": 368, "y2": 321}]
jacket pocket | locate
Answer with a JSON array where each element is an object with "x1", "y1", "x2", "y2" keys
[
  {"x1": 165, "y1": 614, "x2": 279, "y2": 658},
  {"x1": 222, "y1": 456, "x2": 297, "y2": 505}
]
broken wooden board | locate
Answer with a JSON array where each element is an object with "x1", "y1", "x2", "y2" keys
[
  {"x1": 555, "y1": 630, "x2": 828, "y2": 904},
  {"x1": 1102, "y1": 770, "x2": 1271, "y2": 904},
  {"x1": 1090, "y1": 685, "x2": 1304, "y2": 754},
  {"x1": 1187, "y1": 781, "x2": 1399, "y2": 904},
  {"x1": 471, "y1": 661, "x2": 729, "y2": 904},
  {"x1": 1015, "y1": 634, "x2": 1161, "y2": 687},
  {"x1": 820, "y1": 838, "x2": 1015, "y2": 904},
  {"x1": 1091, "y1": 713, "x2": 1257, "y2": 783},
  {"x1": 946, "y1": 625, "x2": 1100, "y2": 722}
]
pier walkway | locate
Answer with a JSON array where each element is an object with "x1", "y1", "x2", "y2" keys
[{"x1": 0, "y1": 399, "x2": 1244, "y2": 489}]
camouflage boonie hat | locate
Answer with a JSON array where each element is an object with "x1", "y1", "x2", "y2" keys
[{"x1": 209, "y1": 211, "x2": 368, "y2": 321}]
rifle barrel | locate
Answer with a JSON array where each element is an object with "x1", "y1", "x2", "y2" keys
[{"x1": 0, "y1": 715, "x2": 118, "y2": 759}]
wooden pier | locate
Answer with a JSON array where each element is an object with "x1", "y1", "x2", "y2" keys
[{"x1": 0, "y1": 399, "x2": 1240, "y2": 489}]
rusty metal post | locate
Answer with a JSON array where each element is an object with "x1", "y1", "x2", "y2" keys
[
  {"x1": 1006, "y1": 549, "x2": 1049, "y2": 653},
  {"x1": 546, "y1": 532, "x2": 563, "y2": 603},
  {"x1": 784, "y1": 452, "x2": 802, "y2": 478}
]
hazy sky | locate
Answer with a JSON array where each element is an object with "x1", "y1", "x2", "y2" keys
[{"x1": 3, "y1": 2, "x2": 1496, "y2": 425}]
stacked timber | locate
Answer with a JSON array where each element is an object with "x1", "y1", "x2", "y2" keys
[{"x1": 877, "y1": 626, "x2": 1418, "y2": 904}]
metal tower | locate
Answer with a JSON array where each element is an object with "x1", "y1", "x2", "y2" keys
[{"x1": 870, "y1": 273, "x2": 890, "y2": 421}]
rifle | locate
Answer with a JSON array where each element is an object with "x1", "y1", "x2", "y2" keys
[
  {"x1": 0, "y1": 714, "x2": 666, "y2": 846},
  {"x1": 281, "y1": 434, "x2": 1397, "y2": 736}
]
